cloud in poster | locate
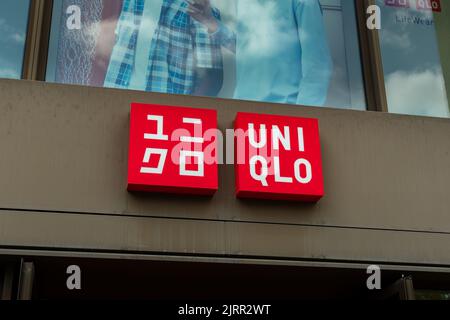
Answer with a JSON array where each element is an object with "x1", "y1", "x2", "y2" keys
[
  {"x1": 379, "y1": 1, "x2": 436, "y2": 51},
  {"x1": 0, "y1": 57, "x2": 20, "y2": 78},
  {"x1": 0, "y1": 18, "x2": 26, "y2": 45},
  {"x1": 0, "y1": 68, "x2": 20, "y2": 79},
  {"x1": 381, "y1": 28, "x2": 412, "y2": 50},
  {"x1": 236, "y1": 1, "x2": 301, "y2": 58},
  {"x1": 0, "y1": 53, "x2": 20, "y2": 80},
  {"x1": 385, "y1": 69, "x2": 450, "y2": 118}
]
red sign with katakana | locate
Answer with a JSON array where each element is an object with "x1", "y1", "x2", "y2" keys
[{"x1": 127, "y1": 103, "x2": 218, "y2": 195}]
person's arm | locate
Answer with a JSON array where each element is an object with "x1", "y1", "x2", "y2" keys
[
  {"x1": 295, "y1": 0, "x2": 333, "y2": 106},
  {"x1": 187, "y1": 0, "x2": 236, "y2": 53},
  {"x1": 209, "y1": 20, "x2": 236, "y2": 54}
]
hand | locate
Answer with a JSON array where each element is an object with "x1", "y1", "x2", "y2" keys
[{"x1": 186, "y1": 0, "x2": 218, "y2": 33}]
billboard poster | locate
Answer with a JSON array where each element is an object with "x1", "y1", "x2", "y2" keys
[
  {"x1": 46, "y1": 0, "x2": 367, "y2": 110},
  {"x1": 379, "y1": 0, "x2": 449, "y2": 117}
]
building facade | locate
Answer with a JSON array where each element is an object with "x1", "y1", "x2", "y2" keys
[{"x1": 0, "y1": 0, "x2": 450, "y2": 300}]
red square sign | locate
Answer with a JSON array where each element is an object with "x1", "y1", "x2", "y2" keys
[
  {"x1": 234, "y1": 112, "x2": 324, "y2": 202},
  {"x1": 127, "y1": 103, "x2": 218, "y2": 195}
]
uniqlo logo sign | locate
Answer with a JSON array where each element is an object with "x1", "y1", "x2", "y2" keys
[
  {"x1": 385, "y1": 0, "x2": 410, "y2": 8},
  {"x1": 385, "y1": 0, "x2": 441, "y2": 12},
  {"x1": 127, "y1": 103, "x2": 218, "y2": 195},
  {"x1": 234, "y1": 112, "x2": 324, "y2": 202},
  {"x1": 416, "y1": 0, "x2": 441, "y2": 12}
]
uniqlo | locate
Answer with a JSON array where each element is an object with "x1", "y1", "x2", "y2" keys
[
  {"x1": 127, "y1": 103, "x2": 218, "y2": 195},
  {"x1": 385, "y1": 0, "x2": 410, "y2": 8},
  {"x1": 416, "y1": 0, "x2": 441, "y2": 11},
  {"x1": 234, "y1": 112, "x2": 324, "y2": 202}
]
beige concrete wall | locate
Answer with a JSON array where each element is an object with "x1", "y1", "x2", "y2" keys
[{"x1": 0, "y1": 79, "x2": 450, "y2": 267}]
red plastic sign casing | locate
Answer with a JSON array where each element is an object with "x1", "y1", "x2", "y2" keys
[
  {"x1": 234, "y1": 112, "x2": 324, "y2": 202},
  {"x1": 127, "y1": 103, "x2": 218, "y2": 195}
]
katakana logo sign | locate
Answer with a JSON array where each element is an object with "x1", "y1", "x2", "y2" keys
[{"x1": 127, "y1": 103, "x2": 218, "y2": 195}]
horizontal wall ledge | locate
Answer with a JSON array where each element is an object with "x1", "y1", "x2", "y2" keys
[{"x1": 1, "y1": 210, "x2": 450, "y2": 267}]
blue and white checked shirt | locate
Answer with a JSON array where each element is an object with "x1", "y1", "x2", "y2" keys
[{"x1": 104, "y1": 0, "x2": 223, "y2": 94}]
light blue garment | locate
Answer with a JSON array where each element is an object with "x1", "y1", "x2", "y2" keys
[{"x1": 214, "y1": 0, "x2": 333, "y2": 106}]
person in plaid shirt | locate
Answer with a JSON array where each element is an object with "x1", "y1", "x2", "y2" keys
[{"x1": 104, "y1": 0, "x2": 224, "y2": 95}]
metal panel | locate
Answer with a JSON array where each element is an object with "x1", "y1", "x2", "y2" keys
[
  {"x1": 1, "y1": 264, "x2": 14, "y2": 300},
  {"x1": 0, "y1": 79, "x2": 450, "y2": 266},
  {"x1": 0, "y1": 210, "x2": 226, "y2": 255},
  {"x1": 17, "y1": 261, "x2": 35, "y2": 300},
  {"x1": 22, "y1": 0, "x2": 53, "y2": 81},
  {"x1": 1, "y1": 210, "x2": 450, "y2": 266}
]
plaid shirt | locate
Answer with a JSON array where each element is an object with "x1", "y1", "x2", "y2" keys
[{"x1": 104, "y1": 0, "x2": 223, "y2": 94}]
